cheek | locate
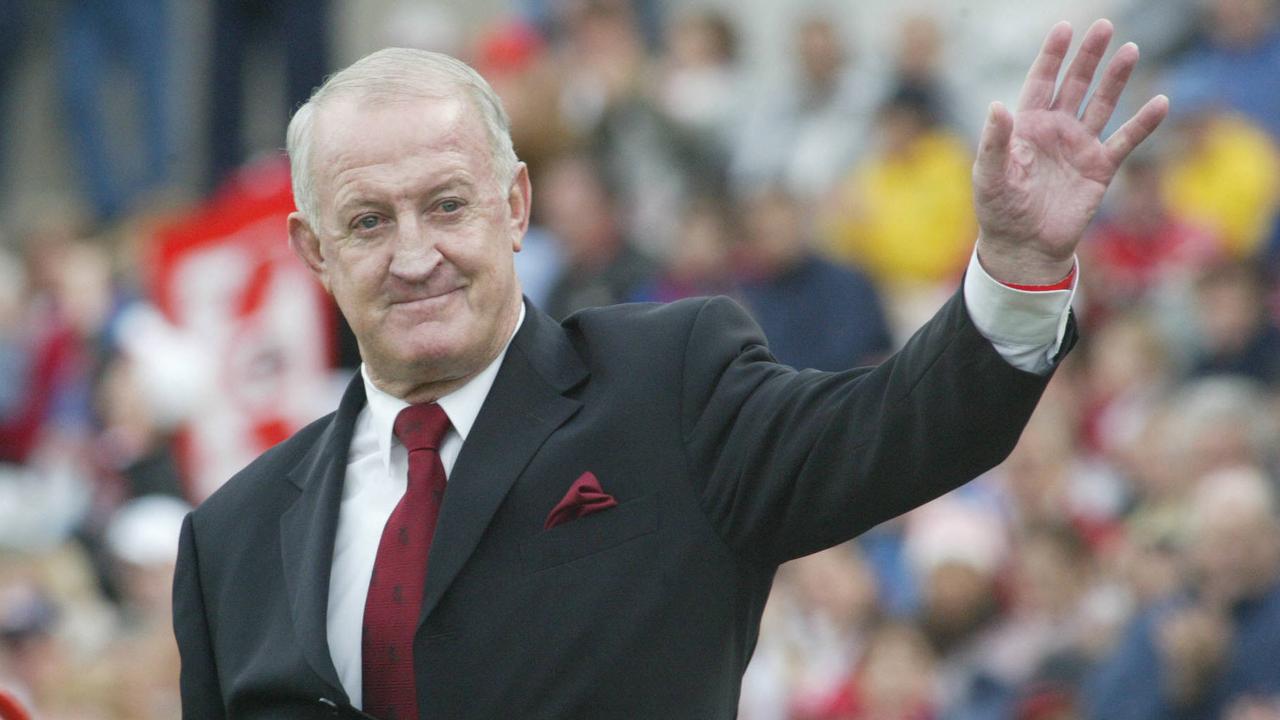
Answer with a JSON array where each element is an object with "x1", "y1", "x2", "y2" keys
[
  {"x1": 333, "y1": 246, "x2": 384, "y2": 289},
  {"x1": 452, "y1": 238, "x2": 517, "y2": 289},
  {"x1": 329, "y1": 254, "x2": 389, "y2": 321}
]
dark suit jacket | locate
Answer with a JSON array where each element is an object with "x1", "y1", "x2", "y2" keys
[{"x1": 173, "y1": 291, "x2": 1067, "y2": 719}]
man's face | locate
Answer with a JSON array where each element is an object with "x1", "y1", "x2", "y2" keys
[
  {"x1": 1191, "y1": 502, "x2": 1280, "y2": 605},
  {"x1": 538, "y1": 157, "x2": 615, "y2": 266},
  {"x1": 290, "y1": 95, "x2": 529, "y2": 394},
  {"x1": 744, "y1": 191, "x2": 806, "y2": 272}
]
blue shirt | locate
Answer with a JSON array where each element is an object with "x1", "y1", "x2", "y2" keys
[
  {"x1": 1085, "y1": 580, "x2": 1280, "y2": 720},
  {"x1": 740, "y1": 255, "x2": 892, "y2": 372},
  {"x1": 1167, "y1": 29, "x2": 1280, "y2": 139}
]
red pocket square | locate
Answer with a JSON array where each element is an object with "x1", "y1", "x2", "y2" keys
[{"x1": 544, "y1": 471, "x2": 618, "y2": 530}]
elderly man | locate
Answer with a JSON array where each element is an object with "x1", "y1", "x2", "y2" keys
[
  {"x1": 173, "y1": 20, "x2": 1166, "y2": 719},
  {"x1": 1086, "y1": 466, "x2": 1280, "y2": 719}
]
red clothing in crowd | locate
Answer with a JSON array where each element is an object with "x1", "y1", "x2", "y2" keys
[{"x1": 1081, "y1": 215, "x2": 1220, "y2": 325}]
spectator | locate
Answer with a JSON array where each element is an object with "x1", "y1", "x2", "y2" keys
[
  {"x1": 0, "y1": 584, "x2": 61, "y2": 716},
  {"x1": 1162, "y1": 110, "x2": 1280, "y2": 260},
  {"x1": 1164, "y1": 0, "x2": 1280, "y2": 141},
  {"x1": 1079, "y1": 154, "x2": 1221, "y2": 329},
  {"x1": 0, "y1": 247, "x2": 53, "y2": 464},
  {"x1": 206, "y1": 0, "x2": 330, "y2": 191},
  {"x1": 1086, "y1": 466, "x2": 1280, "y2": 720},
  {"x1": 58, "y1": 0, "x2": 171, "y2": 222},
  {"x1": 1113, "y1": 378, "x2": 1278, "y2": 595},
  {"x1": 1189, "y1": 261, "x2": 1280, "y2": 385},
  {"x1": 556, "y1": 1, "x2": 693, "y2": 256},
  {"x1": 656, "y1": 9, "x2": 743, "y2": 190},
  {"x1": 0, "y1": 232, "x2": 109, "y2": 464},
  {"x1": 1081, "y1": 310, "x2": 1175, "y2": 461},
  {"x1": 732, "y1": 14, "x2": 879, "y2": 202},
  {"x1": 518, "y1": 0, "x2": 665, "y2": 52},
  {"x1": 94, "y1": 494, "x2": 187, "y2": 719},
  {"x1": 472, "y1": 18, "x2": 572, "y2": 184},
  {"x1": 822, "y1": 85, "x2": 975, "y2": 289},
  {"x1": 630, "y1": 197, "x2": 738, "y2": 303},
  {"x1": 1163, "y1": 376, "x2": 1278, "y2": 478},
  {"x1": 907, "y1": 499, "x2": 1013, "y2": 720},
  {"x1": 891, "y1": 13, "x2": 959, "y2": 131},
  {"x1": 805, "y1": 620, "x2": 940, "y2": 720},
  {"x1": 738, "y1": 187, "x2": 892, "y2": 371},
  {"x1": 539, "y1": 154, "x2": 656, "y2": 319},
  {"x1": 997, "y1": 390, "x2": 1124, "y2": 543},
  {"x1": 469, "y1": 20, "x2": 572, "y2": 313},
  {"x1": 743, "y1": 544, "x2": 881, "y2": 720},
  {"x1": 91, "y1": 354, "x2": 181, "y2": 499},
  {"x1": 982, "y1": 526, "x2": 1099, "y2": 703}
]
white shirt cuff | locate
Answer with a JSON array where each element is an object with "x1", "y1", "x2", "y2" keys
[{"x1": 961, "y1": 248, "x2": 1076, "y2": 375}]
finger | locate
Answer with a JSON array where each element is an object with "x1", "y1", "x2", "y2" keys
[
  {"x1": 974, "y1": 101, "x2": 1014, "y2": 186},
  {"x1": 1081, "y1": 42, "x2": 1140, "y2": 135},
  {"x1": 1104, "y1": 94, "x2": 1170, "y2": 164},
  {"x1": 1051, "y1": 19, "x2": 1113, "y2": 115},
  {"x1": 1017, "y1": 21, "x2": 1073, "y2": 112}
]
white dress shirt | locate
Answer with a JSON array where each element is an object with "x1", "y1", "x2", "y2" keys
[
  {"x1": 327, "y1": 304, "x2": 525, "y2": 707},
  {"x1": 963, "y1": 249, "x2": 1077, "y2": 374},
  {"x1": 325, "y1": 254, "x2": 1074, "y2": 706}
]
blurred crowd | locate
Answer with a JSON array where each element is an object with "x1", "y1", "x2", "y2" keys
[{"x1": 1, "y1": 0, "x2": 1279, "y2": 718}]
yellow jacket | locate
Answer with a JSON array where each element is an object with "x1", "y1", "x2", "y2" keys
[
  {"x1": 824, "y1": 130, "x2": 976, "y2": 285},
  {"x1": 1163, "y1": 114, "x2": 1280, "y2": 259}
]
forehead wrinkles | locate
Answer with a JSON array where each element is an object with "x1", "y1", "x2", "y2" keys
[{"x1": 311, "y1": 96, "x2": 500, "y2": 214}]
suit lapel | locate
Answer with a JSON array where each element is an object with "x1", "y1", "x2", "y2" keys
[
  {"x1": 279, "y1": 374, "x2": 366, "y2": 702},
  {"x1": 419, "y1": 302, "x2": 588, "y2": 624}
]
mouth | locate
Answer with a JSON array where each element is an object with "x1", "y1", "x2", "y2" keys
[{"x1": 388, "y1": 286, "x2": 463, "y2": 313}]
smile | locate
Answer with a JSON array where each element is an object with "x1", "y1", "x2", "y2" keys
[{"x1": 389, "y1": 287, "x2": 463, "y2": 312}]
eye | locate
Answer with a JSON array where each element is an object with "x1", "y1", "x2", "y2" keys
[
  {"x1": 354, "y1": 214, "x2": 382, "y2": 231},
  {"x1": 438, "y1": 199, "x2": 464, "y2": 213}
]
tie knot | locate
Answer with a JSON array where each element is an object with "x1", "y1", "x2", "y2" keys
[{"x1": 393, "y1": 403, "x2": 451, "y2": 452}]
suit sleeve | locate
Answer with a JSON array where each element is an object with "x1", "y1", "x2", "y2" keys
[
  {"x1": 679, "y1": 288, "x2": 1071, "y2": 565},
  {"x1": 173, "y1": 513, "x2": 227, "y2": 718}
]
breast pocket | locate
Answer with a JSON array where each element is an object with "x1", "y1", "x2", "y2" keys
[{"x1": 519, "y1": 492, "x2": 660, "y2": 574}]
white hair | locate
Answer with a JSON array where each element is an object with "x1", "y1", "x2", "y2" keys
[
  {"x1": 1189, "y1": 465, "x2": 1278, "y2": 539},
  {"x1": 1168, "y1": 376, "x2": 1278, "y2": 466},
  {"x1": 286, "y1": 48, "x2": 518, "y2": 224}
]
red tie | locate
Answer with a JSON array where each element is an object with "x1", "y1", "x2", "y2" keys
[{"x1": 362, "y1": 403, "x2": 450, "y2": 720}]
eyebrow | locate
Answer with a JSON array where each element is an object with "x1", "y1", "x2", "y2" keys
[
  {"x1": 333, "y1": 175, "x2": 480, "y2": 219},
  {"x1": 430, "y1": 176, "x2": 478, "y2": 197}
]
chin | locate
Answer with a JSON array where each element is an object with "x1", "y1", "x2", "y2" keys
[
  {"x1": 365, "y1": 304, "x2": 509, "y2": 379},
  {"x1": 396, "y1": 338, "x2": 469, "y2": 367},
  {"x1": 397, "y1": 334, "x2": 489, "y2": 375}
]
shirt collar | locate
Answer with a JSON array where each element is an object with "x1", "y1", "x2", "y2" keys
[{"x1": 360, "y1": 302, "x2": 526, "y2": 477}]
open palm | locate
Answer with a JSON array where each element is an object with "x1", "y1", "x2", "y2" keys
[{"x1": 974, "y1": 20, "x2": 1169, "y2": 284}]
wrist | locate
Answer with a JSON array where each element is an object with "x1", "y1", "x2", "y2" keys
[
  {"x1": 975, "y1": 235, "x2": 1076, "y2": 287},
  {"x1": 1001, "y1": 265, "x2": 1076, "y2": 291}
]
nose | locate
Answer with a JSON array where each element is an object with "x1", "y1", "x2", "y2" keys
[{"x1": 387, "y1": 214, "x2": 441, "y2": 282}]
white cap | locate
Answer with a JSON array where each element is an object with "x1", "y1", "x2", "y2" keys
[
  {"x1": 105, "y1": 494, "x2": 193, "y2": 566},
  {"x1": 906, "y1": 499, "x2": 1009, "y2": 576}
]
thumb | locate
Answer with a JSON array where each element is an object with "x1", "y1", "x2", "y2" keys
[{"x1": 974, "y1": 101, "x2": 1013, "y2": 187}]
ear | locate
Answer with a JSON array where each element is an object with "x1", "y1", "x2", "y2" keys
[
  {"x1": 506, "y1": 162, "x2": 532, "y2": 253},
  {"x1": 288, "y1": 212, "x2": 331, "y2": 293}
]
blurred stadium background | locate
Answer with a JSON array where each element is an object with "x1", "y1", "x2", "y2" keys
[{"x1": 1, "y1": 0, "x2": 1278, "y2": 718}]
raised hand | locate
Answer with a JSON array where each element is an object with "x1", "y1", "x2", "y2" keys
[{"x1": 973, "y1": 19, "x2": 1169, "y2": 284}]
